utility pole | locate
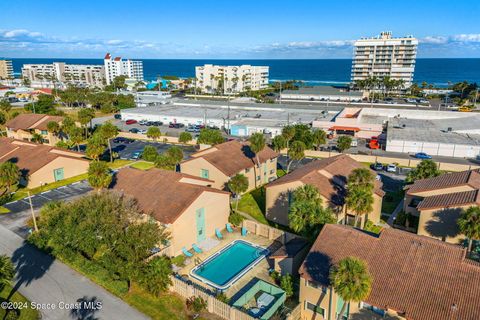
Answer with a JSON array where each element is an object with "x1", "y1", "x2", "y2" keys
[
  {"x1": 279, "y1": 81, "x2": 282, "y2": 104},
  {"x1": 28, "y1": 191, "x2": 38, "y2": 232},
  {"x1": 227, "y1": 94, "x2": 231, "y2": 134}
]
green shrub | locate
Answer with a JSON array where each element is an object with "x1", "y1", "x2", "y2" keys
[
  {"x1": 228, "y1": 212, "x2": 245, "y2": 226},
  {"x1": 363, "y1": 220, "x2": 382, "y2": 234},
  {"x1": 280, "y1": 275, "x2": 294, "y2": 298},
  {"x1": 186, "y1": 296, "x2": 207, "y2": 313},
  {"x1": 215, "y1": 292, "x2": 229, "y2": 304}
]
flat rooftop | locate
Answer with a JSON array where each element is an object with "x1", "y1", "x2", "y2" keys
[{"x1": 282, "y1": 86, "x2": 362, "y2": 97}]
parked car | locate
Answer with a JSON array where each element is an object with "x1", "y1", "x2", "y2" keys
[
  {"x1": 351, "y1": 138, "x2": 358, "y2": 147},
  {"x1": 129, "y1": 128, "x2": 140, "y2": 134},
  {"x1": 125, "y1": 119, "x2": 137, "y2": 125},
  {"x1": 405, "y1": 98, "x2": 417, "y2": 104},
  {"x1": 368, "y1": 136, "x2": 380, "y2": 149},
  {"x1": 114, "y1": 114, "x2": 121, "y2": 119},
  {"x1": 169, "y1": 123, "x2": 185, "y2": 128},
  {"x1": 138, "y1": 129, "x2": 147, "y2": 134},
  {"x1": 186, "y1": 126, "x2": 200, "y2": 133},
  {"x1": 138, "y1": 120, "x2": 149, "y2": 126},
  {"x1": 414, "y1": 152, "x2": 432, "y2": 159},
  {"x1": 371, "y1": 162, "x2": 384, "y2": 171},
  {"x1": 153, "y1": 121, "x2": 163, "y2": 126},
  {"x1": 131, "y1": 151, "x2": 142, "y2": 160},
  {"x1": 386, "y1": 163, "x2": 397, "y2": 173},
  {"x1": 113, "y1": 137, "x2": 133, "y2": 144}
]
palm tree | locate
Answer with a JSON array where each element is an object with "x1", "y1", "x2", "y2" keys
[
  {"x1": 457, "y1": 206, "x2": 480, "y2": 255},
  {"x1": 345, "y1": 187, "x2": 374, "y2": 228},
  {"x1": 347, "y1": 168, "x2": 374, "y2": 190},
  {"x1": 0, "y1": 255, "x2": 15, "y2": 291},
  {"x1": 146, "y1": 127, "x2": 161, "y2": 141},
  {"x1": 330, "y1": 257, "x2": 372, "y2": 320},
  {"x1": 87, "y1": 161, "x2": 112, "y2": 191},
  {"x1": 99, "y1": 122, "x2": 119, "y2": 162},
  {"x1": 312, "y1": 129, "x2": 327, "y2": 150},
  {"x1": 286, "y1": 141, "x2": 306, "y2": 173},
  {"x1": 228, "y1": 174, "x2": 249, "y2": 212},
  {"x1": 0, "y1": 162, "x2": 20, "y2": 197},
  {"x1": 248, "y1": 133, "x2": 266, "y2": 188},
  {"x1": 46, "y1": 121, "x2": 61, "y2": 139}
]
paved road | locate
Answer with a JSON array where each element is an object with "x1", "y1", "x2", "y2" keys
[
  {"x1": 0, "y1": 224, "x2": 149, "y2": 320},
  {"x1": 112, "y1": 140, "x2": 197, "y2": 160}
]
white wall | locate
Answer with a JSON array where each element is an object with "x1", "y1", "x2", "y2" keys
[{"x1": 386, "y1": 139, "x2": 480, "y2": 158}]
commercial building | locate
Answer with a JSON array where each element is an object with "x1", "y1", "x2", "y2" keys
[
  {"x1": 195, "y1": 64, "x2": 269, "y2": 93},
  {"x1": 404, "y1": 169, "x2": 480, "y2": 244},
  {"x1": 104, "y1": 53, "x2": 143, "y2": 85},
  {"x1": 111, "y1": 167, "x2": 230, "y2": 257},
  {"x1": 352, "y1": 31, "x2": 418, "y2": 87},
  {"x1": 265, "y1": 154, "x2": 384, "y2": 227},
  {"x1": 133, "y1": 91, "x2": 171, "y2": 107},
  {"x1": 280, "y1": 86, "x2": 364, "y2": 102},
  {"x1": 181, "y1": 140, "x2": 278, "y2": 192},
  {"x1": 6, "y1": 113, "x2": 66, "y2": 146},
  {"x1": 21, "y1": 62, "x2": 105, "y2": 88},
  {"x1": 0, "y1": 60, "x2": 14, "y2": 79},
  {"x1": 299, "y1": 224, "x2": 480, "y2": 320},
  {"x1": 0, "y1": 138, "x2": 89, "y2": 188}
]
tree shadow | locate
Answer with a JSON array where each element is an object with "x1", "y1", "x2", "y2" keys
[
  {"x1": 8, "y1": 240, "x2": 55, "y2": 300},
  {"x1": 349, "y1": 308, "x2": 403, "y2": 320},
  {"x1": 424, "y1": 208, "x2": 461, "y2": 241},
  {"x1": 70, "y1": 296, "x2": 102, "y2": 320},
  {"x1": 301, "y1": 251, "x2": 332, "y2": 286}
]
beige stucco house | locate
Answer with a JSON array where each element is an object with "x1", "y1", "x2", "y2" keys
[
  {"x1": 111, "y1": 167, "x2": 231, "y2": 257},
  {"x1": 299, "y1": 224, "x2": 480, "y2": 320},
  {"x1": 404, "y1": 169, "x2": 480, "y2": 244},
  {"x1": 180, "y1": 140, "x2": 278, "y2": 192},
  {"x1": 0, "y1": 138, "x2": 89, "y2": 188},
  {"x1": 5, "y1": 113, "x2": 65, "y2": 146},
  {"x1": 265, "y1": 154, "x2": 384, "y2": 227}
]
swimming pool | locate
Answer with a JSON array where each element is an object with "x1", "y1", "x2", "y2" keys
[{"x1": 190, "y1": 240, "x2": 269, "y2": 290}]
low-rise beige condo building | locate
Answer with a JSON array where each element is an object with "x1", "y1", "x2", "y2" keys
[
  {"x1": 181, "y1": 140, "x2": 278, "y2": 192},
  {"x1": 5, "y1": 113, "x2": 66, "y2": 146},
  {"x1": 111, "y1": 167, "x2": 231, "y2": 257},
  {"x1": 265, "y1": 154, "x2": 384, "y2": 227}
]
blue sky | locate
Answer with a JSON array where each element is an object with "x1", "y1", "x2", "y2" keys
[{"x1": 1, "y1": 0, "x2": 479, "y2": 59}]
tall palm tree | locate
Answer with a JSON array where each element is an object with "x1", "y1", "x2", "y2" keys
[
  {"x1": 0, "y1": 162, "x2": 20, "y2": 197},
  {"x1": 0, "y1": 255, "x2": 15, "y2": 292},
  {"x1": 330, "y1": 257, "x2": 372, "y2": 320},
  {"x1": 286, "y1": 141, "x2": 306, "y2": 173},
  {"x1": 457, "y1": 206, "x2": 480, "y2": 255},
  {"x1": 248, "y1": 133, "x2": 266, "y2": 188},
  {"x1": 345, "y1": 187, "x2": 374, "y2": 227},
  {"x1": 347, "y1": 168, "x2": 374, "y2": 190}
]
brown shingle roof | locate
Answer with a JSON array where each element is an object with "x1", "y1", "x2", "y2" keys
[
  {"x1": 407, "y1": 169, "x2": 480, "y2": 194},
  {"x1": 0, "y1": 138, "x2": 87, "y2": 174},
  {"x1": 417, "y1": 189, "x2": 480, "y2": 210},
  {"x1": 267, "y1": 154, "x2": 384, "y2": 204},
  {"x1": 185, "y1": 140, "x2": 278, "y2": 177},
  {"x1": 300, "y1": 224, "x2": 480, "y2": 320},
  {"x1": 111, "y1": 167, "x2": 229, "y2": 224},
  {"x1": 5, "y1": 113, "x2": 63, "y2": 131}
]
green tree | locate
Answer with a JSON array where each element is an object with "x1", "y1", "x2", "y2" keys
[
  {"x1": 142, "y1": 145, "x2": 159, "y2": 162},
  {"x1": 0, "y1": 255, "x2": 15, "y2": 292},
  {"x1": 137, "y1": 256, "x2": 172, "y2": 296},
  {"x1": 77, "y1": 108, "x2": 96, "y2": 138},
  {"x1": 69, "y1": 126, "x2": 84, "y2": 151},
  {"x1": 272, "y1": 135, "x2": 286, "y2": 152},
  {"x1": 406, "y1": 159, "x2": 441, "y2": 183},
  {"x1": 336, "y1": 135, "x2": 352, "y2": 152},
  {"x1": 457, "y1": 206, "x2": 480, "y2": 255},
  {"x1": 248, "y1": 133, "x2": 266, "y2": 188},
  {"x1": 87, "y1": 161, "x2": 112, "y2": 191},
  {"x1": 347, "y1": 168, "x2": 375, "y2": 190},
  {"x1": 345, "y1": 187, "x2": 374, "y2": 228},
  {"x1": 281, "y1": 125, "x2": 295, "y2": 150},
  {"x1": 166, "y1": 146, "x2": 183, "y2": 170},
  {"x1": 24, "y1": 94, "x2": 55, "y2": 114},
  {"x1": 46, "y1": 121, "x2": 61, "y2": 138},
  {"x1": 178, "y1": 132, "x2": 192, "y2": 144},
  {"x1": 312, "y1": 129, "x2": 327, "y2": 150},
  {"x1": 146, "y1": 127, "x2": 161, "y2": 141},
  {"x1": 61, "y1": 116, "x2": 76, "y2": 137},
  {"x1": 286, "y1": 140, "x2": 306, "y2": 173},
  {"x1": 0, "y1": 111, "x2": 6, "y2": 125},
  {"x1": 85, "y1": 135, "x2": 105, "y2": 160},
  {"x1": 154, "y1": 154, "x2": 175, "y2": 170},
  {"x1": 197, "y1": 128, "x2": 224, "y2": 145},
  {"x1": 330, "y1": 257, "x2": 372, "y2": 320},
  {"x1": 0, "y1": 162, "x2": 20, "y2": 197},
  {"x1": 292, "y1": 124, "x2": 314, "y2": 149},
  {"x1": 280, "y1": 274, "x2": 294, "y2": 298},
  {"x1": 228, "y1": 174, "x2": 249, "y2": 212},
  {"x1": 99, "y1": 122, "x2": 119, "y2": 162},
  {"x1": 31, "y1": 133, "x2": 43, "y2": 144}
]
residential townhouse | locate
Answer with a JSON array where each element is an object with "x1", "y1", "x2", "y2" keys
[
  {"x1": 111, "y1": 167, "x2": 231, "y2": 257},
  {"x1": 180, "y1": 140, "x2": 278, "y2": 192},
  {"x1": 5, "y1": 113, "x2": 66, "y2": 146},
  {"x1": 265, "y1": 154, "x2": 384, "y2": 227},
  {"x1": 0, "y1": 138, "x2": 89, "y2": 188},
  {"x1": 404, "y1": 169, "x2": 480, "y2": 243},
  {"x1": 299, "y1": 224, "x2": 480, "y2": 320}
]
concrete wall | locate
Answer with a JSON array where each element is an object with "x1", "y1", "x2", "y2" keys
[
  {"x1": 417, "y1": 207, "x2": 465, "y2": 245},
  {"x1": 387, "y1": 139, "x2": 480, "y2": 158},
  {"x1": 28, "y1": 156, "x2": 89, "y2": 188},
  {"x1": 117, "y1": 131, "x2": 198, "y2": 145},
  {"x1": 168, "y1": 190, "x2": 230, "y2": 256}
]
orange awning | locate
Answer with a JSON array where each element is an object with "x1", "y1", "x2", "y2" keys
[{"x1": 329, "y1": 126, "x2": 360, "y2": 132}]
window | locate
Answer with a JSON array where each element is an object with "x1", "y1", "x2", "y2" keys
[
  {"x1": 305, "y1": 301, "x2": 324, "y2": 316},
  {"x1": 245, "y1": 168, "x2": 251, "y2": 173},
  {"x1": 306, "y1": 280, "x2": 327, "y2": 294},
  {"x1": 201, "y1": 169, "x2": 209, "y2": 179},
  {"x1": 41, "y1": 130, "x2": 48, "y2": 135},
  {"x1": 270, "y1": 169, "x2": 274, "y2": 174},
  {"x1": 256, "y1": 175, "x2": 261, "y2": 181}
]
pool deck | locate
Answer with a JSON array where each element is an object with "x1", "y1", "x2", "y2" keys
[{"x1": 178, "y1": 228, "x2": 282, "y2": 298}]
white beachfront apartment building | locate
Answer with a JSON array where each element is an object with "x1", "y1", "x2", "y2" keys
[
  {"x1": 104, "y1": 53, "x2": 144, "y2": 85},
  {"x1": 351, "y1": 31, "x2": 418, "y2": 87},
  {"x1": 195, "y1": 64, "x2": 269, "y2": 94},
  {"x1": 21, "y1": 62, "x2": 105, "y2": 88},
  {"x1": 0, "y1": 60, "x2": 14, "y2": 79}
]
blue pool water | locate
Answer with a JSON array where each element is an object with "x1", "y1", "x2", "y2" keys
[{"x1": 191, "y1": 240, "x2": 268, "y2": 289}]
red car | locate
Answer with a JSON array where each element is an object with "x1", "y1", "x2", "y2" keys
[{"x1": 125, "y1": 119, "x2": 137, "y2": 125}]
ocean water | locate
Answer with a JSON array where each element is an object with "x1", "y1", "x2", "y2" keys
[{"x1": 8, "y1": 58, "x2": 480, "y2": 87}]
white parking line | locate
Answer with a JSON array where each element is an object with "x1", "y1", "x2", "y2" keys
[
  {"x1": 37, "y1": 194, "x2": 51, "y2": 200},
  {"x1": 53, "y1": 189, "x2": 68, "y2": 196}
]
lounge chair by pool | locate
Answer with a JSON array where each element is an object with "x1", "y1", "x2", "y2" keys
[
  {"x1": 215, "y1": 228, "x2": 223, "y2": 239},
  {"x1": 192, "y1": 243, "x2": 203, "y2": 253},
  {"x1": 241, "y1": 227, "x2": 248, "y2": 236},
  {"x1": 182, "y1": 247, "x2": 193, "y2": 257},
  {"x1": 226, "y1": 223, "x2": 234, "y2": 233}
]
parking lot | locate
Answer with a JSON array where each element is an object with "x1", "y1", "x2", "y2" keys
[{"x1": 112, "y1": 139, "x2": 197, "y2": 160}]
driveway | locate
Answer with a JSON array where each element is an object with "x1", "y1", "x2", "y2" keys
[
  {"x1": 112, "y1": 140, "x2": 197, "y2": 160},
  {"x1": 0, "y1": 224, "x2": 149, "y2": 320}
]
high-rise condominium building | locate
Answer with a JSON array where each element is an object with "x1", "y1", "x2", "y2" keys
[
  {"x1": 0, "y1": 60, "x2": 14, "y2": 79},
  {"x1": 195, "y1": 64, "x2": 269, "y2": 94},
  {"x1": 22, "y1": 62, "x2": 105, "y2": 87},
  {"x1": 351, "y1": 31, "x2": 418, "y2": 87},
  {"x1": 104, "y1": 53, "x2": 144, "y2": 85}
]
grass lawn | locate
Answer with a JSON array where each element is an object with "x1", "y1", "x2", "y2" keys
[
  {"x1": 382, "y1": 190, "x2": 405, "y2": 215},
  {"x1": 276, "y1": 169, "x2": 287, "y2": 178},
  {"x1": 236, "y1": 187, "x2": 269, "y2": 225},
  {"x1": 108, "y1": 159, "x2": 135, "y2": 170},
  {"x1": 0, "y1": 206, "x2": 10, "y2": 214},
  {"x1": 0, "y1": 284, "x2": 40, "y2": 320},
  {"x1": 130, "y1": 161, "x2": 155, "y2": 170}
]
